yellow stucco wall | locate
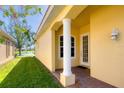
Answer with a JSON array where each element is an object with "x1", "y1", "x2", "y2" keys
[
  {"x1": 0, "y1": 43, "x2": 7, "y2": 63},
  {"x1": 80, "y1": 24, "x2": 90, "y2": 35},
  {"x1": 35, "y1": 30, "x2": 55, "y2": 71},
  {"x1": 90, "y1": 6, "x2": 124, "y2": 87},
  {"x1": 0, "y1": 38, "x2": 14, "y2": 64}
]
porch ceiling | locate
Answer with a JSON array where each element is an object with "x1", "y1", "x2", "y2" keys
[
  {"x1": 52, "y1": 5, "x2": 88, "y2": 31},
  {"x1": 72, "y1": 6, "x2": 100, "y2": 28}
]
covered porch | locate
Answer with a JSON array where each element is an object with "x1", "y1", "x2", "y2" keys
[
  {"x1": 53, "y1": 67, "x2": 115, "y2": 88},
  {"x1": 52, "y1": 6, "x2": 92, "y2": 87},
  {"x1": 52, "y1": 6, "x2": 116, "y2": 87}
]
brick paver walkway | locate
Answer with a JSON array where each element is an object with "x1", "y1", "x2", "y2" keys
[{"x1": 53, "y1": 67, "x2": 115, "y2": 88}]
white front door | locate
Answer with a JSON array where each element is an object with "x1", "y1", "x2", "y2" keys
[{"x1": 80, "y1": 33, "x2": 90, "y2": 67}]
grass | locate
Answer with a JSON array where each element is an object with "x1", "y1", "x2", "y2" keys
[
  {"x1": 0, "y1": 57, "x2": 21, "y2": 83},
  {"x1": 15, "y1": 50, "x2": 35, "y2": 57},
  {"x1": 0, "y1": 57, "x2": 62, "y2": 88}
]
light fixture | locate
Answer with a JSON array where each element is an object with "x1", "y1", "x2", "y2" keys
[{"x1": 111, "y1": 28, "x2": 119, "y2": 40}]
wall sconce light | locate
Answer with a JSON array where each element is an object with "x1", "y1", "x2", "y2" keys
[{"x1": 111, "y1": 28, "x2": 119, "y2": 40}]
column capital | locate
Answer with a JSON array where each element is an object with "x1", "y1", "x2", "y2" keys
[{"x1": 63, "y1": 18, "x2": 71, "y2": 22}]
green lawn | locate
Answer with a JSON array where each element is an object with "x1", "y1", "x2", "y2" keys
[
  {"x1": 16, "y1": 50, "x2": 35, "y2": 57},
  {"x1": 0, "y1": 57, "x2": 62, "y2": 88}
]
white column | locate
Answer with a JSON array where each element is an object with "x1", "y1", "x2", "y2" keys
[{"x1": 63, "y1": 18, "x2": 72, "y2": 76}]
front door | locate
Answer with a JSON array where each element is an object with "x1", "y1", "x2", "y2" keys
[{"x1": 80, "y1": 33, "x2": 89, "y2": 67}]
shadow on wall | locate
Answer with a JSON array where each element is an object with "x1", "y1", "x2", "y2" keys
[{"x1": 0, "y1": 57, "x2": 62, "y2": 88}]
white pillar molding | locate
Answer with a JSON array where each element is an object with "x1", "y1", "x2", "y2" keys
[
  {"x1": 63, "y1": 18, "x2": 72, "y2": 76},
  {"x1": 60, "y1": 18, "x2": 75, "y2": 87}
]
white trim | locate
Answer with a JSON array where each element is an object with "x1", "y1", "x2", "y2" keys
[
  {"x1": 80, "y1": 32, "x2": 90, "y2": 67},
  {"x1": 0, "y1": 30, "x2": 16, "y2": 43},
  {"x1": 35, "y1": 5, "x2": 54, "y2": 39},
  {"x1": 58, "y1": 34, "x2": 76, "y2": 60}
]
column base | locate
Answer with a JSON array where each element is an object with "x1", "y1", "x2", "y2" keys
[{"x1": 60, "y1": 73, "x2": 75, "y2": 87}]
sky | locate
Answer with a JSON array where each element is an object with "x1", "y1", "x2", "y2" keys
[
  {"x1": 0, "y1": 5, "x2": 48, "y2": 33},
  {"x1": 26, "y1": 5, "x2": 48, "y2": 33}
]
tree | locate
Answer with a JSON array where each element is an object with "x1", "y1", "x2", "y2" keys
[
  {"x1": 0, "y1": 20, "x2": 5, "y2": 44},
  {"x1": 0, "y1": 6, "x2": 42, "y2": 55},
  {"x1": 0, "y1": 36, "x2": 5, "y2": 44},
  {"x1": 24, "y1": 31, "x2": 36, "y2": 50}
]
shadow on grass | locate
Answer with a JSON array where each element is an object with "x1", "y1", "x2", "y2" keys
[{"x1": 0, "y1": 57, "x2": 62, "y2": 88}]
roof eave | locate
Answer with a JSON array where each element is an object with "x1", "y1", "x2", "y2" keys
[
  {"x1": 0, "y1": 30, "x2": 16, "y2": 43},
  {"x1": 35, "y1": 5, "x2": 54, "y2": 40}
]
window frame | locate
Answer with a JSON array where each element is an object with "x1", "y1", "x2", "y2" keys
[
  {"x1": 59, "y1": 35, "x2": 76, "y2": 59},
  {"x1": 12, "y1": 42, "x2": 15, "y2": 56},
  {"x1": 80, "y1": 32, "x2": 90, "y2": 67},
  {"x1": 6, "y1": 40, "x2": 10, "y2": 58}
]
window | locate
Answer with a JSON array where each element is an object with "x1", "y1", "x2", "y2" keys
[
  {"x1": 12, "y1": 43, "x2": 15, "y2": 56},
  {"x1": 60, "y1": 36, "x2": 63, "y2": 57},
  {"x1": 6, "y1": 41, "x2": 10, "y2": 58},
  {"x1": 59, "y1": 36, "x2": 75, "y2": 58},
  {"x1": 83, "y1": 36, "x2": 88, "y2": 62}
]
